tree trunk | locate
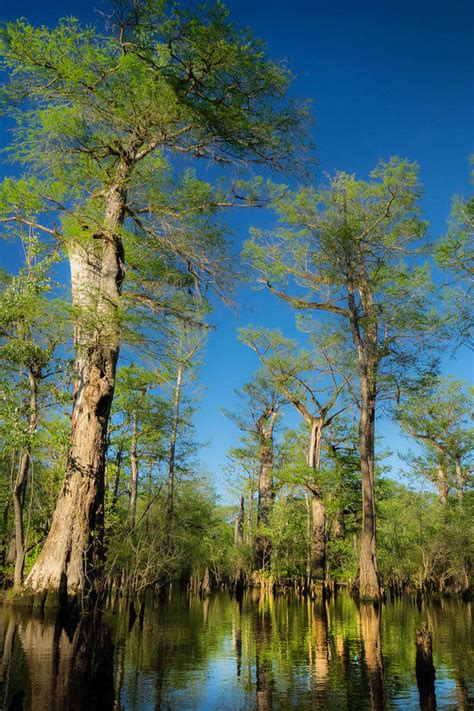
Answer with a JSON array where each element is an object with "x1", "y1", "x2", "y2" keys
[
  {"x1": 358, "y1": 372, "x2": 380, "y2": 600},
  {"x1": 13, "y1": 367, "x2": 38, "y2": 591},
  {"x1": 23, "y1": 169, "x2": 127, "y2": 605},
  {"x1": 246, "y1": 491, "x2": 254, "y2": 546},
  {"x1": 346, "y1": 249, "x2": 381, "y2": 600},
  {"x1": 437, "y1": 468, "x2": 449, "y2": 506},
  {"x1": 128, "y1": 413, "x2": 139, "y2": 531},
  {"x1": 234, "y1": 496, "x2": 245, "y2": 546},
  {"x1": 310, "y1": 494, "x2": 326, "y2": 582},
  {"x1": 255, "y1": 414, "x2": 276, "y2": 571},
  {"x1": 308, "y1": 420, "x2": 326, "y2": 583},
  {"x1": 454, "y1": 455, "x2": 465, "y2": 500}
]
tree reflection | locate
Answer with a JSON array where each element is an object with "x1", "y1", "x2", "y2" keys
[
  {"x1": 0, "y1": 593, "x2": 472, "y2": 709},
  {"x1": 359, "y1": 603, "x2": 385, "y2": 711},
  {"x1": 0, "y1": 609, "x2": 114, "y2": 711},
  {"x1": 307, "y1": 598, "x2": 329, "y2": 703},
  {"x1": 255, "y1": 593, "x2": 274, "y2": 711}
]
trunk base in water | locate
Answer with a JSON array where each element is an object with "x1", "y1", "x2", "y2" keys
[{"x1": 14, "y1": 465, "x2": 105, "y2": 611}]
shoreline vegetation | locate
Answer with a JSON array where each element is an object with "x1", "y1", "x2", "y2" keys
[{"x1": 0, "y1": 0, "x2": 472, "y2": 616}]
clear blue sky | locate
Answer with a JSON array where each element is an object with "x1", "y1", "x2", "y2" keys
[{"x1": 1, "y1": 0, "x2": 473, "y2": 498}]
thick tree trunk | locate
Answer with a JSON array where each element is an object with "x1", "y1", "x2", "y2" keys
[
  {"x1": 128, "y1": 413, "x2": 139, "y2": 531},
  {"x1": 23, "y1": 171, "x2": 127, "y2": 605},
  {"x1": 255, "y1": 415, "x2": 276, "y2": 571},
  {"x1": 13, "y1": 368, "x2": 38, "y2": 591},
  {"x1": 358, "y1": 373, "x2": 380, "y2": 600}
]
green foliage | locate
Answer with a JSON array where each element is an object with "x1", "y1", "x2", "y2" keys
[
  {"x1": 397, "y1": 375, "x2": 474, "y2": 492},
  {"x1": 377, "y1": 480, "x2": 474, "y2": 593},
  {"x1": 244, "y1": 158, "x2": 438, "y2": 392},
  {"x1": 436, "y1": 156, "x2": 473, "y2": 348}
]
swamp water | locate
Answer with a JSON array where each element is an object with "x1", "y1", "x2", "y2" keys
[{"x1": 0, "y1": 592, "x2": 472, "y2": 710}]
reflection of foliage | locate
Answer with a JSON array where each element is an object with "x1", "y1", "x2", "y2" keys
[{"x1": 103, "y1": 592, "x2": 473, "y2": 709}]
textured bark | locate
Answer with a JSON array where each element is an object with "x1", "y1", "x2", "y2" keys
[
  {"x1": 254, "y1": 411, "x2": 277, "y2": 571},
  {"x1": 23, "y1": 166, "x2": 127, "y2": 604},
  {"x1": 234, "y1": 495, "x2": 245, "y2": 546},
  {"x1": 436, "y1": 468, "x2": 449, "y2": 506},
  {"x1": 13, "y1": 367, "x2": 38, "y2": 590},
  {"x1": 310, "y1": 493, "x2": 326, "y2": 581}
]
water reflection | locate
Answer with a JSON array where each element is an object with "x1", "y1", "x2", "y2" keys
[
  {"x1": 0, "y1": 609, "x2": 113, "y2": 710},
  {"x1": 360, "y1": 604, "x2": 385, "y2": 710},
  {"x1": 255, "y1": 593, "x2": 274, "y2": 711},
  {"x1": 0, "y1": 592, "x2": 472, "y2": 710}
]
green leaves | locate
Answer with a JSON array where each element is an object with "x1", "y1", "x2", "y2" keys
[{"x1": 397, "y1": 375, "x2": 474, "y2": 466}]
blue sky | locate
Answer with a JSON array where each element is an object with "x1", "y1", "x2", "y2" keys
[{"x1": 0, "y1": 0, "x2": 473, "y2": 498}]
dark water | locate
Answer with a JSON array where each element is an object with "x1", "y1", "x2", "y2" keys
[{"x1": 0, "y1": 592, "x2": 472, "y2": 710}]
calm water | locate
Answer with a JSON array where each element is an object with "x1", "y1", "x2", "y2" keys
[{"x1": 0, "y1": 591, "x2": 472, "y2": 710}]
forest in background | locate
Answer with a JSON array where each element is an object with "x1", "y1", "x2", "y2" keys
[{"x1": 0, "y1": 0, "x2": 472, "y2": 609}]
